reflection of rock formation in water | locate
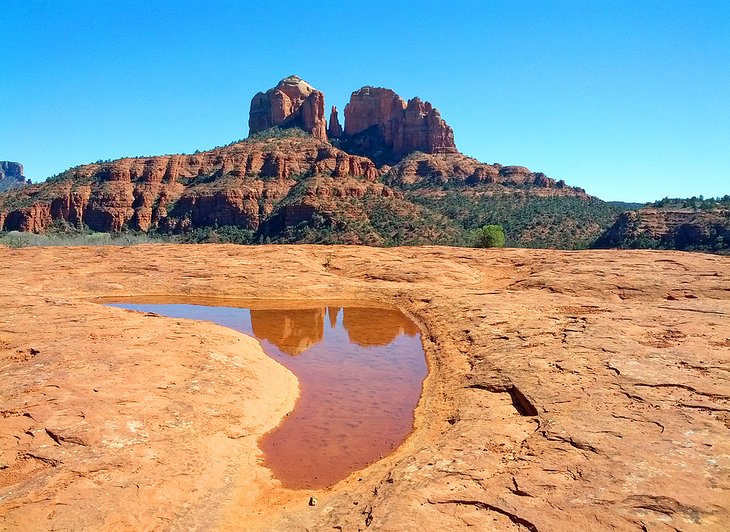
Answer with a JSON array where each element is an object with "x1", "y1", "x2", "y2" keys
[
  {"x1": 327, "y1": 307, "x2": 340, "y2": 329},
  {"x1": 250, "y1": 308, "x2": 325, "y2": 355},
  {"x1": 342, "y1": 308, "x2": 419, "y2": 347}
]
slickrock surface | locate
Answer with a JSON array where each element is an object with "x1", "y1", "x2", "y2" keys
[{"x1": 0, "y1": 245, "x2": 728, "y2": 531}]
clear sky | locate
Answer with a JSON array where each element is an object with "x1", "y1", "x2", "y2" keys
[{"x1": 1, "y1": 0, "x2": 728, "y2": 202}]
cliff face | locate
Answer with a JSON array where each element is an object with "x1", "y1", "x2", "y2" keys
[
  {"x1": 0, "y1": 136, "x2": 378, "y2": 233},
  {"x1": 249, "y1": 79, "x2": 457, "y2": 165},
  {"x1": 0, "y1": 161, "x2": 28, "y2": 192},
  {"x1": 341, "y1": 87, "x2": 457, "y2": 165},
  {"x1": 248, "y1": 76, "x2": 328, "y2": 141},
  {"x1": 594, "y1": 208, "x2": 730, "y2": 251}
]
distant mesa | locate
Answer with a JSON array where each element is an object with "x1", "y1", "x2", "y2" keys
[
  {"x1": 593, "y1": 206, "x2": 730, "y2": 251},
  {"x1": 248, "y1": 76, "x2": 457, "y2": 165},
  {"x1": 0, "y1": 161, "x2": 29, "y2": 192}
]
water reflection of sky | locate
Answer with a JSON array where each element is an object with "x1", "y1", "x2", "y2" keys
[{"x1": 108, "y1": 302, "x2": 426, "y2": 489}]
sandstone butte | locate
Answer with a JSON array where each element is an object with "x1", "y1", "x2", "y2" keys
[
  {"x1": 0, "y1": 244, "x2": 728, "y2": 531},
  {"x1": 0, "y1": 76, "x2": 583, "y2": 235}
]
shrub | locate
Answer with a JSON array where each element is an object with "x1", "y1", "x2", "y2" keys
[{"x1": 473, "y1": 224, "x2": 506, "y2": 248}]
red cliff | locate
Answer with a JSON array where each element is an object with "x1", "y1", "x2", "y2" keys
[
  {"x1": 249, "y1": 76, "x2": 328, "y2": 141},
  {"x1": 342, "y1": 87, "x2": 457, "y2": 164}
]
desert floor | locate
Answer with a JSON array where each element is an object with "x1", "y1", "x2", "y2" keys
[{"x1": 1, "y1": 244, "x2": 728, "y2": 531}]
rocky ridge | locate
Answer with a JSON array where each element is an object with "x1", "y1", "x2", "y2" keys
[
  {"x1": 384, "y1": 151, "x2": 582, "y2": 193},
  {"x1": 594, "y1": 207, "x2": 730, "y2": 252},
  {"x1": 0, "y1": 136, "x2": 379, "y2": 234}
]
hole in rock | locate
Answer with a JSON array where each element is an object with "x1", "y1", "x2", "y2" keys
[{"x1": 106, "y1": 299, "x2": 427, "y2": 489}]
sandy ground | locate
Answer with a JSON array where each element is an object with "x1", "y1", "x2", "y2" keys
[{"x1": 0, "y1": 244, "x2": 728, "y2": 531}]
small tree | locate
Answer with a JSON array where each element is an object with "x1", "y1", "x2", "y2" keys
[{"x1": 473, "y1": 224, "x2": 506, "y2": 248}]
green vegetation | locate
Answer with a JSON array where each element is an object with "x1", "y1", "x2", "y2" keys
[
  {"x1": 411, "y1": 191, "x2": 624, "y2": 249},
  {"x1": 471, "y1": 224, "x2": 505, "y2": 248},
  {"x1": 245, "y1": 126, "x2": 311, "y2": 142},
  {"x1": 648, "y1": 195, "x2": 730, "y2": 210},
  {"x1": 174, "y1": 226, "x2": 255, "y2": 244},
  {"x1": 0, "y1": 230, "x2": 160, "y2": 248},
  {"x1": 606, "y1": 200, "x2": 645, "y2": 210}
]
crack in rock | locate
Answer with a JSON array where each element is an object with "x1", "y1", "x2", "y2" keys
[{"x1": 428, "y1": 498, "x2": 539, "y2": 531}]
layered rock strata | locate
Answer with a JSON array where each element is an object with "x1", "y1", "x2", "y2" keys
[
  {"x1": 594, "y1": 208, "x2": 730, "y2": 250},
  {"x1": 0, "y1": 137, "x2": 378, "y2": 233},
  {"x1": 385, "y1": 151, "x2": 584, "y2": 194},
  {"x1": 342, "y1": 86, "x2": 458, "y2": 164}
]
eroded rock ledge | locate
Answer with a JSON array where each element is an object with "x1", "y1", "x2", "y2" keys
[{"x1": 0, "y1": 245, "x2": 728, "y2": 531}]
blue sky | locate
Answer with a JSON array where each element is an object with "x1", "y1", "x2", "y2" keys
[{"x1": 1, "y1": 0, "x2": 728, "y2": 202}]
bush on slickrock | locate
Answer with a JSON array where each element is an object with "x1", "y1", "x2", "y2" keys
[{"x1": 473, "y1": 224, "x2": 505, "y2": 248}]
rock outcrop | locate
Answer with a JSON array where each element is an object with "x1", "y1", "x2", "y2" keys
[
  {"x1": 384, "y1": 151, "x2": 584, "y2": 195},
  {"x1": 328, "y1": 106, "x2": 342, "y2": 138},
  {"x1": 0, "y1": 161, "x2": 28, "y2": 192},
  {"x1": 594, "y1": 207, "x2": 730, "y2": 251},
  {"x1": 341, "y1": 87, "x2": 458, "y2": 165},
  {"x1": 248, "y1": 76, "x2": 328, "y2": 141},
  {"x1": 247, "y1": 80, "x2": 458, "y2": 165},
  {"x1": 0, "y1": 136, "x2": 378, "y2": 233}
]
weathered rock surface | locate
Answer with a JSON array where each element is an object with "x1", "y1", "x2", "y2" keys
[
  {"x1": 342, "y1": 86, "x2": 458, "y2": 164},
  {"x1": 0, "y1": 161, "x2": 27, "y2": 192},
  {"x1": 595, "y1": 207, "x2": 730, "y2": 251},
  {"x1": 249, "y1": 76, "x2": 328, "y2": 141},
  {"x1": 0, "y1": 245, "x2": 727, "y2": 530},
  {"x1": 0, "y1": 136, "x2": 379, "y2": 233}
]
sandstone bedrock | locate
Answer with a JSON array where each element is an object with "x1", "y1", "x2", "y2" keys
[{"x1": 0, "y1": 245, "x2": 728, "y2": 531}]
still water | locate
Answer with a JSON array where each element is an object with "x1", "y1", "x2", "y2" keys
[{"x1": 108, "y1": 301, "x2": 427, "y2": 489}]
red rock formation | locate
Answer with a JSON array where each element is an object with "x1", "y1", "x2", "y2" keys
[
  {"x1": 385, "y1": 152, "x2": 586, "y2": 195},
  {"x1": 395, "y1": 98, "x2": 456, "y2": 156},
  {"x1": 0, "y1": 136, "x2": 379, "y2": 233},
  {"x1": 342, "y1": 87, "x2": 457, "y2": 164},
  {"x1": 594, "y1": 208, "x2": 730, "y2": 250},
  {"x1": 328, "y1": 106, "x2": 342, "y2": 138},
  {"x1": 344, "y1": 87, "x2": 406, "y2": 143},
  {"x1": 249, "y1": 76, "x2": 328, "y2": 141}
]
